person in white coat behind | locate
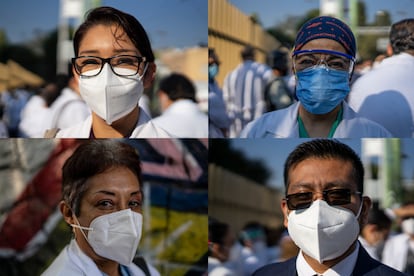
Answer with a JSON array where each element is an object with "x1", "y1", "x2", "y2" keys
[
  {"x1": 47, "y1": 74, "x2": 90, "y2": 131},
  {"x1": 348, "y1": 18, "x2": 414, "y2": 137},
  {"x1": 152, "y1": 73, "x2": 208, "y2": 138},
  {"x1": 42, "y1": 140, "x2": 159, "y2": 276},
  {"x1": 382, "y1": 202, "x2": 414, "y2": 274}
]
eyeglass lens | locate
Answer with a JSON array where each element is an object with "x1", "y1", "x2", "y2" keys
[
  {"x1": 73, "y1": 55, "x2": 144, "y2": 77},
  {"x1": 294, "y1": 53, "x2": 352, "y2": 72},
  {"x1": 286, "y1": 189, "x2": 353, "y2": 210}
]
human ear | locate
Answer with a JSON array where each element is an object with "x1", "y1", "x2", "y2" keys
[
  {"x1": 359, "y1": 196, "x2": 372, "y2": 225},
  {"x1": 143, "y1": 62, "x2": 156, "y2": 88},
  {"x1": 59, "y1": 200, "x2": 75, "y2": 226},
  {"x1": 281, "y1": 199, "x2": 289, "y2": 228}
]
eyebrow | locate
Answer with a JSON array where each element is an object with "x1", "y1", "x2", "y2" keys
[
  {"x1": 288, "y1": 181, "x2": 351, "y2": 191},
  {"x1": 94, "y1": 190, "x2": 142, "y2": 197},
  {"x1": 78, "y1": 49, "x2": 139, "y2": 56}
]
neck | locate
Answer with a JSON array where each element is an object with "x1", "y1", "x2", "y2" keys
[
  {"x1": 304, "y1": 241, "x2": 357, "y2": 274},
  {"x1": 91, "y1": 106, "x2": 139, "y2": 138},
  {"x1": 75, "y1": 234, "x2": 121, "y2": 276},
  {"x1": 95, "y1": 259, "x2": 120, "y2": 276},
  {"x1": 298, "y1": 104, "x2": 341, "y2": 137}
]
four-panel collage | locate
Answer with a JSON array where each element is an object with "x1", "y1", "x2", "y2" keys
[{"x1": 0, "y1": 0, "x2": 414, "y2": 275}]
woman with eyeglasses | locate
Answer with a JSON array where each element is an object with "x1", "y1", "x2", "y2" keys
[
  {"x1": 46, "y1": 7, "x2": 171, "y2": 138},
  {"x1": 240, "y1": 16, "x2": 392, "y2": 138},
  {"x1": 253, "y1": 139, "x2": 405, "y2": 276}
]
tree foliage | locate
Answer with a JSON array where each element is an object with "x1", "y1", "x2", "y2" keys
[{"x1": 209, "y1": 140, "x2": 272, "y2": 185}]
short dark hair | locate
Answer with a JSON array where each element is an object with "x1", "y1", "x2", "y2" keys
[
  {"x1": 208, "y1": 218, "x2": 230, "y2": 246},
  {"x1": 159, "y1": 73, "x2": 196, "y2": 102},
  {"x1": 62, "y1": 140, "x2": 142, "y2": 216},
  {"x1": 208, "y1": 48, "x2": 220, "y2": 65},
  {"x1": 241, "y1": 45, "x2": 255, "y2": 60},
  {"x1": 367, "y1": 207, "x2": 392, "y2": 230},
  {"x1": 73, "y1": 6, "x2": 154, "y2": 62},
  {"x1": 283, "y1": 139, "x2": 364, "y2": 193},
  {"x1": 390, "y1": 18, "x2": 414, "y2": 54}
]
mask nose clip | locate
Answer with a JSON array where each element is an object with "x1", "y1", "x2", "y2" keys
[{"x1": 317, "y1": 59, "x2": 330, "y2": 71}]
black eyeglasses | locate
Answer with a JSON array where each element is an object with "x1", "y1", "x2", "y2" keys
[
  {"x1": 285, "y1": 188, "x2": 362, "y2": 210},
  {"x1": 72, "y1": 55, "x2": 147, "y2": 77}
]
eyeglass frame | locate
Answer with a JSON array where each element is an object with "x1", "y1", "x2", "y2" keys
[
  {"x1": 292, "y1": 49, "x2": 356, "y2": 75},
  {"x1": 71, "y1": 55, "x2": 147, "y2": 78},
  {"x1": 284, "y1": 188, "x2": 362, "y2": 210}
]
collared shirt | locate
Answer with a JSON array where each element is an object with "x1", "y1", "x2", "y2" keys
[{"x1": 296, "y1": 242, "x2": 360, "y2": 276}]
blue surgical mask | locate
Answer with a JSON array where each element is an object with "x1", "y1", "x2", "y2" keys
[
  {"x1": 296, "y1": 65, "x2": 350, "y2": 114},
  {"x1": 209, "y1": 64, "x2": 219, "y2": 80}
]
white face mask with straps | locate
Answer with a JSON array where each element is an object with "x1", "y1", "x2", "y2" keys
[
  {"x1": 79, "y1": 63, "x2": 148, "y2": 125},
  {"x1": 287, "y1": 199, "x2": 363, "y2": 263},
  {"x1": 71, "y1": 208, "x2": 143, "y2": 265}
]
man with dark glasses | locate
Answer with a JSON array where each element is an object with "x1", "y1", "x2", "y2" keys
[
  {"x1": 240, "y1": 16, "x2": 391, "y2": 138},
  {"x1": 254, "y1": 139, "x2": 404, "y2": 275}
]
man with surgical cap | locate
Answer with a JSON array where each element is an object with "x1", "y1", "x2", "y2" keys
[{"x1": 240, "y1": 16, "x2": 392, "y2": 138}]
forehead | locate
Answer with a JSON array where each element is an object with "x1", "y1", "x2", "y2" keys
[
  {"x1": 84, "y1": 166, "x2": 140, "y2": 193},
  {"x1": 78, "y1": 24, "x2": 137, "y2": 54},
  {"x1": 301, "y1": 38, "x2": 346, "y2": 53},
  {"x1": 287, "y1": 157, "x2": 356, "y2": 192}
]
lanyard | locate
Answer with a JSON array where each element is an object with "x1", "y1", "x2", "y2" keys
[{"x1": 298, "y1": 107, "x2": 343, "y2": 138}]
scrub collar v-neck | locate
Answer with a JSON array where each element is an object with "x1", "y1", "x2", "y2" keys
[{"x1": 298, "y1": 107, "x2": 343, "y2": 138}]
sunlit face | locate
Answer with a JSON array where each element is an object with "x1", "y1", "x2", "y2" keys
[
  {"x1": 71, "y1": 166, "x2": 142, "y2": 262},
  {"x1": 74, "y1": 24, "x2": 156, "y2": 89},
  {"x1": 281, "y1": 158, "x2": 370, "y2": 227}
]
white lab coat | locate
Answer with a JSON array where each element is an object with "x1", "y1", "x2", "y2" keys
[
  {"x1": 348, "y1": 53, "x2": 414, "y2": 137},
  {"x1": 48, "y1": 88, "x2": 90, "y2": 130},
  {"x1": 382, "y1": 233, "x2": 411, "y2": 272},
  {"x1": 240, "y1": 101, "x2": 392, "y2": 138},
  {"x1": 41, "y1": 239, "x2": 160, "y2": 276},
  {"x1": 208, "y1": 257, "x2": 235, "y2": 276},
  {"x1": 151, "y1": 99, "x2": 208, "y2": 138},
  {"x1": 55, "y1": 107, "x2": 172, "y2": 138},
  {"x1": 19, "y1": 95, "x2": 49, "y2": 138}
]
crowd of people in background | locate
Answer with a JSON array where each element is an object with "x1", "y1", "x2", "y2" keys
[{"x1": 0, "y1": 69, "x2": 206, "y2": 138}]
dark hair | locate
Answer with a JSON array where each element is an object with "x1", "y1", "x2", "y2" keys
[
  {"x1": 283, "y1": 139, "x2": 364, "y2": 193},
  {"x1": 208, "y1": 48, "x2": 220, "y2": 65},
  {"x1": 159, "y1": 73, "x2": 196, "y2": 102},
  {"x1": 209, "y1": 219, "x2": 230, "y2": 246},
  {"x1": 62, "y1": 140, "x2": 142, "y2": 216},
  {"x1": 73, "y1": 6, "x2": 154, "y2": 62},
  {"x1": 270, "y1": 50, "x2": 288, "y2": 74},
  {"x1": 241, "y1": 45, "x2": 255, "y2": 60},
  {"x1": 367, "y1": 207, "x2": 392, "y2": 230},
  {"x1": 390, "y1": 18, "x2": 414, "y2": 54}
]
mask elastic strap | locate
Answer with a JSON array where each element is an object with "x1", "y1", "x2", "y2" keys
[
  {"x1": 70, "y1": 215, "x2": 93, "y2": 241},
  {"x1": 355, "y1": 199, "x2": 364, "y2": 219},
  {"x1": 138, "y1": 63, "x2": 149, "y2": 80}
]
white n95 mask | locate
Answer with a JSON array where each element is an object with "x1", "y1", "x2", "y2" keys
[
  {"x1": 79, "y1": 63, "x2": 147, "y2": 125},
  {"x1": 287, "y1": 199, "x2": 362, "y2": 263},
  {"x1": 71, "y1": 208, "x2": 143, "y2": 265}
]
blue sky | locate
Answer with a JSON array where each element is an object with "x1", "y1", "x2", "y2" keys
[
  {"x1": 229, "y1": 0, "x2": 414, "y2": 28},
  {"x1": 1, "y1": 0, "x2": 412, "y2": 49},
  {"x1": 0, "y1": 0, "x2": 207, "y2": 49},
  {"x1": 229, "y1": 139, "x2": 414, "y2": 190}
]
